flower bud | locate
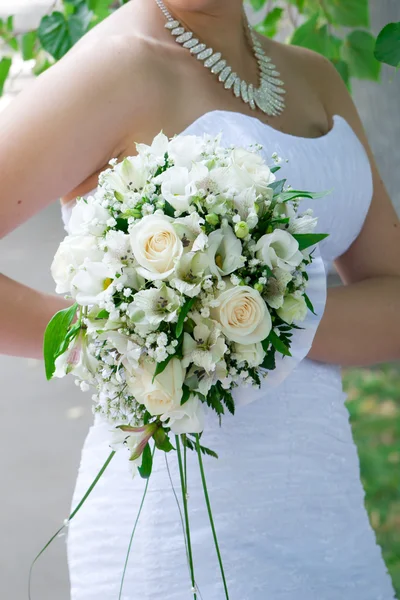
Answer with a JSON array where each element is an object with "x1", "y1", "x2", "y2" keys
[
  {"x1": 234, "y1": 221, "x2": 249, "y2": 239},
  {"x1": 205, "y1": 212, "x2": 219, "y2": 226},
  {"x1": 254, "y1": 282, "x2": 264, "y2": 293}
]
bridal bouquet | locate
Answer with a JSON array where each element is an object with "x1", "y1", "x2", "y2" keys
[{"x1": 37, "y1": 131, "x2": 328, "y2": 599}]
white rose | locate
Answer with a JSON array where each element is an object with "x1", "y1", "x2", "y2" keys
[
  {"x1": 277, "y1": 293, "x2": 308, "y2": 325},
  {"x1": 70, "y1": 261, "x2": 116, "y2": 306},
  {"x1": 51, "y1": 235, "x2": 102, "y2": 294},
  {"x1": 230, "y1": 147, "x2": 276, "y2": 193},
  {"x1": 233, "y1": 342, "x2": 265, "y2": 368},
  {"x1": 207, "y1": 224, "x2": 245, "y2": 279},
  {"x1": 130, "y1": 214, "x2": 183, "y2": 281},
  {"x1": 68, "y1": 197, "x2": 110, "y2": 236},
  {"x1": 211, "y1": 285, "x2": 272, "y2": 344},
  {"x1": 128, "y1": 358, "x2": 185, "y2": 416},
  {"x1": 255, "y1": 229, "x2": 303, "y2": 272},
  {"x1": 161, "y1": 394, "x2": 205, "y2": 435},
  {"x1": 168, "y1": 135, "x2": 206, "y2": 169}
]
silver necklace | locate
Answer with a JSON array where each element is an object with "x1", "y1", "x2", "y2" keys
[{"x1": 155, "y1": 0, "x2": 286, "y2": 117}]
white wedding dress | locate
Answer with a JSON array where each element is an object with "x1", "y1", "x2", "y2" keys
[{"x1": 62, "y1": 110, "x2": 396, "y2": 600}]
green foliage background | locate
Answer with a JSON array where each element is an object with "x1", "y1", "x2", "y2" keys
[
  {"x1": 0, "y1": 0, "x2": 399, "y2": 595},
  {"x1": 0, "y1": 0, "x2": 399, "y2": 95}
]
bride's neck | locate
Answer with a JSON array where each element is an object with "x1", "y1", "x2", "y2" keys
[{"x1": 151, "y1": 0, "x2": 251, "y2": 66}]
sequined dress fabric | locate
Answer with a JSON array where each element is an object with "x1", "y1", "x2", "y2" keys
[{"x1": 62, "y1": 111, "x2": 396, "y2": 600}]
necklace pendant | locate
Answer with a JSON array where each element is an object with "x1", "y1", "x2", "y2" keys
[{"x1": 155, "y1": 0, "x2": 286, "y2": 118}]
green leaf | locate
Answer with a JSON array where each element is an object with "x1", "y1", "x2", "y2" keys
[
  {"x1": 269, "y1": 330, "x2": 292, "y2": 357},
  {"x1": 163, "y1": 200, "x2": 175, "y2": 218},
  {"x1": 270, "y1": 178, "x2": 286, "y2": 194},
  {"x1": 153, "y1": 428, "x2": 174, "y2": 453},
  {"x1": 221, "y1": 391, "x2": 235, "y2": 415},
  {"x1": 0, "y1": 57, "x2": 12, "y2": 96},
  {"x1": 374, "y1": 22, "x2": 400, "y2": 68},
  {"x1": 279, "y1": 190, "x2": 328, "y2": 202},
  {"x1": 96, "y1": 309, "x2": 110, "y2": 319},
  {"x1": 324, "y1": 0, "x2": 369, "y2": 27},
  {"x1": 115, "y1": 217, "x2": 129, "y2": 233},
  {"x1": 261, "y1": 347, "x2": 276, "y2": 370},
  {"x1": 342, "y1": 31, "x2": 381, "y2": 81},
  {"x1": 292, "y1": 232, "x2": 329, "y2": 250},
  {"x1": 176, "y1": 297, "x2": 196, "y2": 338},
  {"x1": 181, "y1": 383, "x2": 191, "y2": 405},
  {"x1": 304, "y1": 293, "x2": 316, "y2": 316},
  {"x1": 6, "y1": 15, "x2": 13, "y2": 31},
  {"x1": 255, "y1": 8, "x2": 284, "y2": 38},
  {"x1": 152, "y1": 354, "x2": 173, "y2": 382},
  {"x1": 21, "y1": 31, "x2": 37, "y2": 61},
  {"x1": 43, "y1": 303, "x2": 78, "y2": 380},
  {"x1": 291, "y1": 16, "x2": 342, "y2": 60},
  {"x1": 249, "y1": 0, "x2": 266, "y2": 10},
  {"x1": 38, "y1": 12, "x2": 73, "y2": 59},
  {"x1": 331, "y1": 58, "x2": 351, "y2": 88},
  {"x1": 137, "y1": 443, "x2": 153, "y2": 479},
  {"x1": 197, "y1": 443, "x2": 218, "y2": 460}
]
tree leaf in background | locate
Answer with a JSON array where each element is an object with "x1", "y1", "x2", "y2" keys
[
  {"x1": 22, "y1": 31, "x2": 37, "y2": 61},
  {"x1": 331, "y1": 58, "x2": 351, "y2": 88},
  {"x1": 38, "y1": 12, "x2": 73, "y2": 60},
  {"x1": 0, "y1": 57, "x2": 12, "y2": 96},
  {"x1": 291, "y1": 15, "x2": 342, "y2": 61},
  {"x1": 6, "y1": 15, "x2": 13, "y2": 32},
  {"x1": 324, "y1": 0, "x2": 369, "y2": 28},
  {"x1": 255, "y1": 8, "x2": 284, "y2": 38},
  {"x1": 374, "y1": 22, "x2": 400, "y2": 68},
  {"x1": 342, "y1": 30, "x2": 381, "y2": 81},
  {"x1": 249, "y1": 0, "x2": 266, "y2": 11}
]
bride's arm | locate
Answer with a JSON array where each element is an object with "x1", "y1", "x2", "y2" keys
[
  {"x1": 304, "y1": 53, "x2": 400, "y2": 366},
  {"x1": 0, "y1": 36, "x2": 148, "y2": 358}
]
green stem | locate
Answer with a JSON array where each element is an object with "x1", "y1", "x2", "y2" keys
[
  {"x1": 195, "y1": 435, "x2": 230, "y2": 600},
  {"x1": 29, "y1": 450, "x2": 115, "y2": 600},
  {"x1": 176, "y1": 435, "x2": 197, "y2": 600},
  {"x1": 118, "y1": 445, "x2": 155, "y2": 600}
]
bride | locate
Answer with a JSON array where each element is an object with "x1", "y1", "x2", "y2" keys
[{"x1": 1, "y1": 0, "x2": 399, "y2": 598}]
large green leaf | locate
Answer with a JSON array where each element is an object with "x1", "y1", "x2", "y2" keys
[
  {"x1": 249, "y1": 0, "x2": 266, "y2": 10},
  {"x1": 374, "y1": 22, "x2": 400, "y2": 68},
  {"x1": 255, "y1": 8, "x2": 284, "y2": 38},
  {"x1": 38, "y1": 8, "x2": 91, "y2": 60},
  {"x1": 21, "y1": 31, "x2": 37, "y2": 61},
  {"x1": 43, "y1": 303, "x2": 78, "y2": 380},
  {"x1": 324, "y1": 0, "x2": 369, "y2": 28},
  {"x1": 0, "y1": 57, "x2": 12, "y2": 96},
  {"x1": 292, "y1": 233, "x2": 329, "y2": 250},
  {"x1": 38, "y1": 12, "x2": 73, "y2": 59},
  {"x1": 138, "y1": 443, "x2": 153, "y2": 479},
  {"x1": 331, "y1": 58, "x2": 351, "y2": 88},
  {"x1": 291, "y1": 15, "x2": 342, "y2": 60},
  {"x1": 342, "y1": 30, "x2": 381, "y2": 81}
]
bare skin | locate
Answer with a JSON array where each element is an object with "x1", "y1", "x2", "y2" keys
[{"x1": 0, "y1": 0, "x2": 399, "y2": 363}]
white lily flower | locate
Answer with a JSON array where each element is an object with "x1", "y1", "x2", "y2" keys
[
  {"x1": 54, "y1": 330, "x2": 98, "y2": 381},
  {"x1": 128, "y1": 285, "x2": 181, "y2": 328},
  {"x1": 170, "y1": 252, "x2": 209, "y2": 298},
  {"x1": 70, "y1": 261, "x2": 117, "y2": 306},
  {"x1": 207, "y1": 224, "x2": 245, "y2": 279},
  {"x1": 182, "y1": 317, "x2": 227, "y2": 373},
  {"x1": 264, "y1": 268, "x2": 293, "y2": 310},
  {"x1": 168, "y1": 135, "x2": 206, "y2": 168}
]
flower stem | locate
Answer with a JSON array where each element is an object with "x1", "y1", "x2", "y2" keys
[
  {"x1": 195, "y1": 434, "x2": 230, "y2": 599},
  {"x1": 118, "y1": 444, "x2": 155, "y2": 600},
  {"x1": 29, "y1": 450, "x2": 115, "y2": 600},
  {"x1": 176, "y1": 435, "x2": 197, "y2": 599}
]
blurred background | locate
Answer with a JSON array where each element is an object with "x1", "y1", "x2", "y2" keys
[{"x1": 0, "y1": 1, "x2": 399, "y2": 599}]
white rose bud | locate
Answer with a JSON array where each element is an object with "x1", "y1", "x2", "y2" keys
[
  {"x1": 277, "y1": 293, "x2": 308, "y2": 325},
  {"x1": 234, "y1": 221, "x2": 250, "y2": 239}
]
